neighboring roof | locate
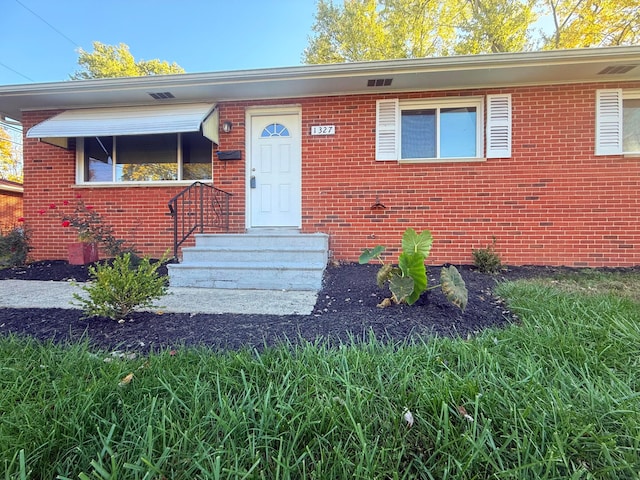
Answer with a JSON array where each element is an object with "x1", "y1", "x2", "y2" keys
[
  {"x1": 1, "y1": 46, "x2": 640, "y2": 121},
  {"x1": 27, "y1": 103, "x2": 215, "y2": 138},
  {"x1": 0, "y1": 179, "x2": 23, "y2": 194}
]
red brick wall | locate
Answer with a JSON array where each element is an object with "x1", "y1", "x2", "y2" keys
[
  {"x1": 214, "y1": 107, "x2": 246, "y2": 231},
  {"x1": 23, "y1": 80, "x2": 640, "y2": 266},
  {"x1": 22, "y1": 111, "x2": 237, "y2": 261},
  {"x1": 0, "y1": 190, "x2": 23, "y2": 232}
]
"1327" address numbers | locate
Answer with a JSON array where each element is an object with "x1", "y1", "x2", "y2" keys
[{"x1": 310, "y1": 125, "x2": 336, "y2": 135}]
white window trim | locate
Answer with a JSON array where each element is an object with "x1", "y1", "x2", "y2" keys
[
  {"x1": 76, "y1": 133, "x2": 213, "y2": 185},
  {"x1": 398, "y1": 97, "x2": 484, "y2": 163},
  {"x1": 376, "y1": 96, "x2": 488, "y2": 163}
]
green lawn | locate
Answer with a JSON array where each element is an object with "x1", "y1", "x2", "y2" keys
[{"x1": 1, "y1": 271, "x2": 639, "y2": 479}]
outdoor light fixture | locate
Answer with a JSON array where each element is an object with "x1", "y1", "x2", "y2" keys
[{"x1": 222, "y1": 121, "x2": 233, "y2": 133}]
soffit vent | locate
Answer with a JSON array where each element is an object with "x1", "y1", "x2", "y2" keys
[
  {"x1": 367, "y1": 78, "x2": 393, "y2": 87},
  {"x1": 598, "y1": 65, "x2": 637, "y2": 75},
  {"x1": 148, "y1": 91, "x2": 176, "y2": 100}
]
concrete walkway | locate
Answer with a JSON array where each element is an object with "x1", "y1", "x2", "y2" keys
[{"x1": 0, "y1": 280, "x2": 317, "y2": 316}]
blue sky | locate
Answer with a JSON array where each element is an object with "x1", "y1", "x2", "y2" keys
[{"x1": 0, "y1": 0, "x2": 320, "y2": 85}]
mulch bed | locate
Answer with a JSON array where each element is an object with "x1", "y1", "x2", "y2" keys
[{"x1": 0, "y1": 260, "x2": 593, "y2": 353}]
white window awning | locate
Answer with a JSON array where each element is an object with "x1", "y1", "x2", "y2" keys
[{"x1": 27, "y1": 103, "x2": 219, "y2": 147}]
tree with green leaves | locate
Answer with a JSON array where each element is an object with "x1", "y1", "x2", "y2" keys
[
  {"x1": 454, "y1": 0, "x2": 539, "y2": 54},
  {"x1": 304, "y1": 0, "x2": 459, "y2": 62},
  {"x1": 71, "y1": 41, "x2": 185, "y2": 80},
  {"x1": 382, "y1": 0, "x2": 460, "y2": 57},
  {"x1": 304, "y1": 0, "x2": 639, "y2": 63},
  {"x1": 304, "y1": 0, "x2": 538, "y2": 62},
  {"x1": 0, "y1": 126, "x2": 22, "y2": 182},
  {"x1": 305, "y1": 0, "x2": 391, "y2": 63}
]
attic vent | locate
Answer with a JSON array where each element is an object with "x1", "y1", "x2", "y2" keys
[
  {"x1": 148, "y1": 91, "x2": 175, "y2": 100},
  {"x1": 367, "y1": 78, "x2": 393, "y2": 87},
  {"x1": 598, "y1": 65, "x2": 637, "y2": 75}
]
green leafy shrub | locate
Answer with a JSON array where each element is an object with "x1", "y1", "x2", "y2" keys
[
  {"x1": 359, "y1": 228, "x2": 468, "y2": 311},
  {"x1": 73, "y1": 253, "x2": 169, "y2": 321},
  {"x1": 472, "y1": 237, "x2": 502, "y2": 274},
  {"x1": 0, "y1": 226, "x2": 31, "y2": 267}
]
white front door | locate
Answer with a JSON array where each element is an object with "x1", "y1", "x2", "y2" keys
[{"x1": 248, "y1": 110, "x2": 302, "y2": 228}]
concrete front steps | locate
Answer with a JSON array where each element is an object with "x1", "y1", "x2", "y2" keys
[{"x1": 167, "y1": 230, "x2": 329, "y2": 291}]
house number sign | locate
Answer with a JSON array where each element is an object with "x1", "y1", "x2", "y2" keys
[{"x1": 310, "y1": 125, "x2": 336, "y2": 135}]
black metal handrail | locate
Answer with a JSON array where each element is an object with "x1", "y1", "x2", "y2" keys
[{"x1": 168, "y1": 182, "x2": 232, "y2": 259}]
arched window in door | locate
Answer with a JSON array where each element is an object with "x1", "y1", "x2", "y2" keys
[{"x1": 261, "y1": 123, "x2": 290, "y2": 137}]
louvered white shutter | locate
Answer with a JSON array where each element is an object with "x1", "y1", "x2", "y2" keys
[
  {"x1": 376, "y1": 99, "x2": 399, "y2": 161},
  {"x1": 486, "y1": 94, "x2": 512, "y2": 158},
  {"x1": 595, "y1": 89, "x2": 623, "y2": 155}
]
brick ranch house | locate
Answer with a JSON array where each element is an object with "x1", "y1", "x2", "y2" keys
[{"x1": 0, "y1": 46, "x2": 639, "y2": 272}]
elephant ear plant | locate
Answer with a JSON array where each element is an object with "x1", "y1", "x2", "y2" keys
[{"x1": 359, "y1": 228, "x2": 468, "y2": 311}]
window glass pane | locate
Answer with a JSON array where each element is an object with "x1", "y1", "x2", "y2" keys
[
  {"x1": 401, "y1": 109, "x2": 436, "y2": 158},
  {"x1": 116, "y1": 134, "x2": 178, "y2": 181},
  {"x1": 440, "y1": 107, "x2": 477, "y2": 158},
  {"x1": 84, "y1": 136, "x2": 113, "y2": 182},
  {"x1": 623, "y1": 98, "x2": 640, "y2": 152},
  {"x1": 182, "y1": 132, "x2": 212, "y2": 180},
  {"x1": 261, "y1": 123, "x2": 290, "y2": 137}
]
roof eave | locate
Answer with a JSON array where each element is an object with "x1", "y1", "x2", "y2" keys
[
  {"x1": 6, "y1": 45, "x2": 640, "y2": 91},
  {"x1": 2, "y1": 46, "x2": 640, "y2": 121}
]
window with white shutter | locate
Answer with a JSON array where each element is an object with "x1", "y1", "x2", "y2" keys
[
  {"x1": 376, "y1": 96, "x2": 485, "y2": 162},
  {"x1": 486, "y1": 94, "x2": 512, "y2": 158}
]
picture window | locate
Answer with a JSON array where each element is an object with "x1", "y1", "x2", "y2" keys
[{"x1": 79, "y1": 132, "x2": 212, "y2": 183}]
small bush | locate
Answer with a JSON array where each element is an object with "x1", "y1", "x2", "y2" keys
[
  {"x1": 73, "y1": 253, "x2": 169, "y2": 321},
  {"x1": 0, "y1": 226, "x2": 31, "y2": 267},
  {"x1": 472, "y1": 237, "x2": 502, "y2": 273}
]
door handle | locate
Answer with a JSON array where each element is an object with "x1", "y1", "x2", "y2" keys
[{"x1": 250, "y1": 176, "x2": 256, "y2": 188}]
